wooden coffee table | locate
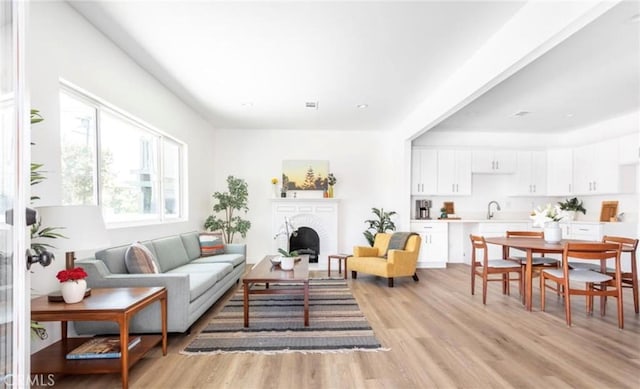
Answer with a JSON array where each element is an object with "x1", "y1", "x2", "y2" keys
[
  {"x1": 243, "y1": 255, "x2": 309, "y2": 327},
  {"x1": 30, "y1": 287, "x2": 167, "y2": 389}
]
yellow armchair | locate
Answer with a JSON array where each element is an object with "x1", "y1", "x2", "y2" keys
[{"x1": 350, "y1": 232, "x2": 421, "y2": 287}]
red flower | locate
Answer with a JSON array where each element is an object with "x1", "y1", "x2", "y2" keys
[{"x1": 56, "y1": 267, "x2": 88, "y2": 283}]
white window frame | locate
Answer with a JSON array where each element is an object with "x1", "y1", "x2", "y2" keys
[{"x1": 59, "y1": 81, "x2": 188, "y2": 227}]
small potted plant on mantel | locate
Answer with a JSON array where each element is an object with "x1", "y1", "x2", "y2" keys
[{"x1": 557, "y1": 197, "x2": 587, "y2": 221}]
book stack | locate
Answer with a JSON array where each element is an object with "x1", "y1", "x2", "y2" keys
[{"x1": 66, "y1": 336, "x2": 141, "y2": 360}]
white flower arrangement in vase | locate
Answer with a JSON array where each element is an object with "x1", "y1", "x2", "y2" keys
[{"x1": 530, "y1": 204, "x2": 565, "y2": 243}]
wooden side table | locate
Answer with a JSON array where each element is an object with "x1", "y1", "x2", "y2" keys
[
  {"x1": 328, "y1": 254, "x2": 351, "y2": 279},
  {"x1": 31, "y1": 287, "x2": 167, "y2": 389}
]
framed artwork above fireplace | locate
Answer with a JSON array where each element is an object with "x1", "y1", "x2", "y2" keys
[{"x1": 282, "y1": 160, "x2": 329, "y2": 191}]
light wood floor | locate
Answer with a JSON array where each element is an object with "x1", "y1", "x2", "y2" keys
[{"x1": 45, "y1": 264, "x2": 640, "y2": 389}]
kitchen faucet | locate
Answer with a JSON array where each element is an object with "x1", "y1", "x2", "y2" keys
[{"x1": 487, "y1": 201, "x2": 501, "y2": 219}]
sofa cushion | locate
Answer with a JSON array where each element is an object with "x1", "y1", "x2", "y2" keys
[
  {"x1": 199, "y1": 232, "x2": 225, "y2": 256},
  {"x1": 94, "y1": 241, "x2": 155, "y2": 275},
  {"x1": 152, "y1": 236, "x2": 191, "y2": 272},
  {"x1": 166, "y1": 263, "x2": 233, "y2": 301},
  {"x1": 191, "y1": 253, "x2": 245, "y2": 267},
  {"x1": 124, "y1": 242, "x2": 160, "y2": 274},
  {"x1": 180, "y1": 231, "x2": 202, "y2": 261}
]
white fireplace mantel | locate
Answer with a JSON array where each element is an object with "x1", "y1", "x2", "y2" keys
[{"x1": 271, "y1": 198, "x2": 339, "y2": 269}]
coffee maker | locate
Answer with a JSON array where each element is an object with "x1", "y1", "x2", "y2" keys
[{"x1": 415, "y1": 200, "x2": 432, "y2": 220}]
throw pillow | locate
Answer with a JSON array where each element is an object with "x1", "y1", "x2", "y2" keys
[
  {"x1": 124, "y1": 242, "x2": 160, "y2": 274},
  {"x1": 199, "y1": 232, "x2": 225, "y2": 256}
]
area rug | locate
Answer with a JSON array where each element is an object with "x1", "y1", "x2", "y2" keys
[{"x1": 181, "y1": 279, "x2": 386, "y2": 355}]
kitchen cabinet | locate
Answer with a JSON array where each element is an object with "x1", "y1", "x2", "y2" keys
[
  {"x1": 546, "y1": 148, "x2": 573, "y2": 196},
  {"x1": 410, "y1": 222, "x2": 448, "y2": 268},
  {"x1": 471, "y1": 150, "x2": 517, "y2": 173},
  {"x1": 437, "y1": 149, "x2": 471, "y2": 195},
  {"x1": 618, "y1": 132, "x2": 640, "y2": 165},
  {"x1": 573, "y1": 139, "x2": 619, "y2": 194},
  {"x1": 411, "y1": 148, "x2": 438, "y2": 195},
  {"x1": 512, "y1": 151, "x2": 547, "y2": 195},
  {"x1": 560, "y1": 222, "x2": 603, "y2": 241}
]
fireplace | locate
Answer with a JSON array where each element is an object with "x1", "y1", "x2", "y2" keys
[
  {"x1": 289, "y1": 227, "x2": 320, "y2": 263},
  {"x1": 272, "y1": 198, "x2": 339, "y2": 269}
]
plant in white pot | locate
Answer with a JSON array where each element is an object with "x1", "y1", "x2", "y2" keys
[
  {"x1": 530, "y1": 204, "x2": 563, "y2": 243},
  {"x1": 557, "y1": 197, "x2": 586, "y2": 221}
]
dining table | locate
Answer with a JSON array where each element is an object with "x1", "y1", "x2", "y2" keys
[
  {"x1": 484, "y1": 237, "x2": 636, "y2": 311},
  {"x1": 483, "y1": 237, "x2": 583, "y2": 311}
]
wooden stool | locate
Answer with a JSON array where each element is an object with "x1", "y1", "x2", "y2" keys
[{"x1": 328, "y1": 254, "x2": 351, "y2": 279}]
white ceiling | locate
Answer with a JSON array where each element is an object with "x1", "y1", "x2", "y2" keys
[{"x1": 69, "y1": 1, "x2": 639, "y2": 134}]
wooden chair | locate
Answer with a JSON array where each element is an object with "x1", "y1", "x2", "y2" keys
[
  {"x1": 505, "y1": 230, "x2": 559, "y2": 295},
  {"x1": 602, "y1": 236, "x2": 639, "y2": 314},
  {"x1": 540, "y1": 242, "x2": 623, "y2": 328},
  {"x1": 470, "y1": 234, "x2": 522, "y2": 305}
]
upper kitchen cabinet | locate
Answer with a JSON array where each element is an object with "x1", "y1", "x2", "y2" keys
[
  {"x1": 512, "y1": 150, "x2": 547, "y2": 195},
  {"x1": 546, "y1": 148, "x2": 573, "y2": 196},
  {"x1": 437, "y1": 149, "x2": 471, "y2": 195},
  {"x1": 618, "y1": 132, "x2": 640, "y2": 165},
  {"x1": 411, "y1": 148, "x2": 438, "y2": 195},
  {"x1": 573, "y1": 138, "x2": 619, "y2": 194},
  {"x1": 471, "y1": 150, "x2": 517, "y2": 173}
]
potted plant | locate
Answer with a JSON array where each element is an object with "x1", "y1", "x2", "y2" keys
[
  {"x1": 277, "y1": 249, "x2": 299, "y2": 270},
  {"x1": 557, "y1": 197, "x2": 586, "y2": 221},
  {"x1": 204, "y1": 175, "x2": 252, "y2": 243},
  {"x1": 363, "y1": 207, "x2": 397, "y2": 246},
  {"x1": 56, "y1": 266, "x2": 88, "y2": 304}
]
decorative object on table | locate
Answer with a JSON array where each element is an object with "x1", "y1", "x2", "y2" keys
[
  {"x1": 363, "y1": 207, "x2": 397, "y2": 247},
  {"x1": 56, "y1": 266, "x2": 88, "y2": 303},
  {"x1": 282, "y1": 160, "x2": 329, "y2": 192},
  {"x1": 204, "y1": 175, "x2": 252, "y2": 243},
  {"x1": 181, "y1": 279, "x2": 384, "y2": 355},
  {"x1": 66, "y1": 336, "x2": 141, "y2": 360},
  {"x1": 273, "y1": 216, "x2": 299, "y2": 264},
  {"x1": 599, "y1": 200, "x2": 619, "y2": 222},
  {"x1": 271, "y1": 177, "x2": 279, "y2": 198},
  {"x1": 530, "y1": 204, "x2": 563, "y2": 243},
  {"x1": 557, "y1": 197, "x2": 586, "y2": 221},
  {"x1": 277, "y1": 248, "x2": 299, "y2": 270},
  {"x1": 439, "y1": 207, "x2": 448, "y2": 219},
  {"x1": 327, "y1": 173, "x2": 336, "y2": 198}
]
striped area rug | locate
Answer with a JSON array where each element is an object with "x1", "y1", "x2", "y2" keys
[{"x1": 181, "y1": 279, "x2": 385, "y2": 354}]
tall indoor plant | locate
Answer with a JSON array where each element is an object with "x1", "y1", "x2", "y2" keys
[
  {"x1": 204, "y1": 175, "x2": 251, "y2": 243},
  {"x1": 363, "y1": 207, "x2": 397, "y2": 246}
]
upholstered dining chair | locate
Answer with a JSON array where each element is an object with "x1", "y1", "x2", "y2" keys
[
  {"x1": 540, "y1": 242, "x2": 623, "y2": 328},
  {"x1": 505, "y1": 230, "x2": 559, "y2": 295},
  {"x1": 470, "y1": 234, "x2": 522, "y2": 305}
]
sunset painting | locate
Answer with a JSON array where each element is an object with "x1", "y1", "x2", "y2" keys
[{"x1": 282, "y1": 160, "x2": 329, "y2": 191}]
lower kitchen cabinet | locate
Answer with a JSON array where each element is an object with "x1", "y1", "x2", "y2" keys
[{"x1": 410, "y1": 222, "x2": 448, "y2": 268}]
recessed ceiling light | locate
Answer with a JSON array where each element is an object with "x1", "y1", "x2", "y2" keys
[
  {"x1": 513, "y1": 110, "x2": 530, "y2": 117},
  {"x1": 630, "y1": 14, "x2": 640, "y2": 23},
  {"x1": 305, "y1": 101, "x2": 318, "y2": 109},
  {"x1": 356, "y1": 104, "x2": 368, "y2": 109},
  {"x1": 566, "y1": 113, "x2": 575, "y2": 118},
  {"x1": 241, "y1": 102, "x2": 253, "y2": 107}
]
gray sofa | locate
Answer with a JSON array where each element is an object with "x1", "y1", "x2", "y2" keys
[{"x1": 73, "y1": 231, "x2": 246, "y2": 334}]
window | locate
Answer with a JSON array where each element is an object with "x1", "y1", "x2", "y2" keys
[{"x1": 60, "y1": 86, "x2": 186, "y2": 225}]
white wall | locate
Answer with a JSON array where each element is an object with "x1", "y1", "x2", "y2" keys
[
  {"x1": 210, "y1": 128, "x2": 404, "y2": 262},
  {"x1": 28, "y1": 2, "x2": 216, "y2": 351}
]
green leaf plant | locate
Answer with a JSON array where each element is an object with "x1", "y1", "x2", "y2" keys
[
  {"x1": 363, "y1": 207, "x2": 397, "y2": 247},
  {"x1": 204, "y1": 175, "x2": 252, "y2": 243}
]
